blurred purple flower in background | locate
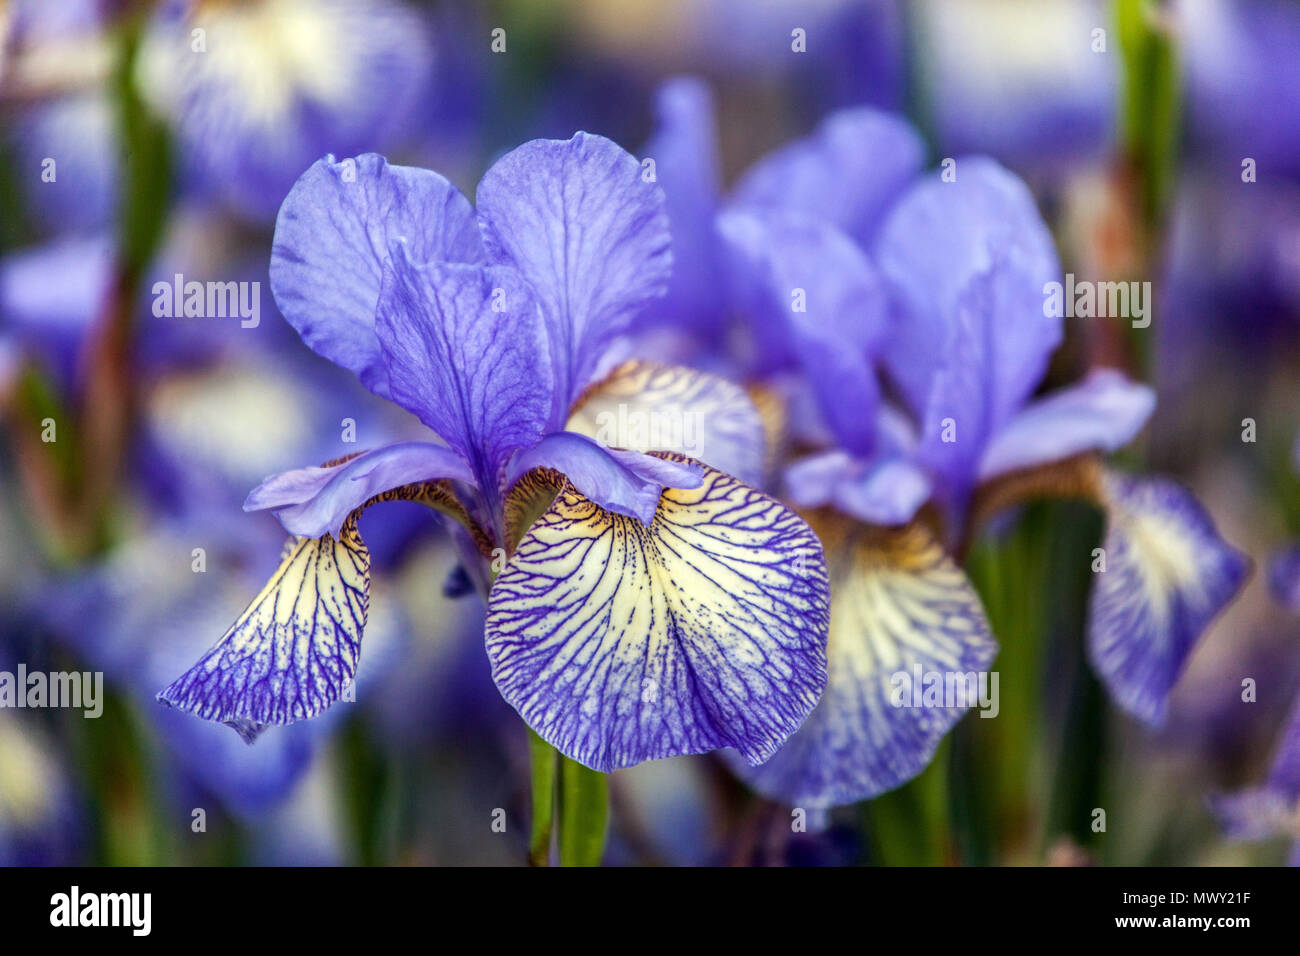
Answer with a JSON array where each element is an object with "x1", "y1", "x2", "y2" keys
[{"x1": 136, "y1": 0, "x2": 435, "y2": 219}]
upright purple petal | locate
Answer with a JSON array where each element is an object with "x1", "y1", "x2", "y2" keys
[
  {"x1": 874, "y1": 157, "x2": 1062, "y2": 426},
  {"x1": 375, "y1": 250, "x2": 555, "y2": 499},
  {"x1": 486, "y1": 462, "x2": 830, "y2": 772},
  {"x1": 914, "y1": 268, "x2": 999, "y2": 520},
  {"x1": 642, "y1": 77, "x2": 725, "y2": 338},
  {"x1": 244, "y1": 442, "x2": 475, "y2": 539},
  {"x1": 732, "y1": 108, "x2": 925, "y2": 246},
  {"x1": 1088, "y1": 472, "x2": 1250, "y2": 726},
  {"x1": 718, "y1": 208, "x2": 887, "y2": 455},
  {"x1": 269, "y1": 153, "x2": 483, "y2": 395},
  {"x1": 977, "y1": 369, "x2": 1155, "y2": 481},
  {"x1": 476, "y1": 132, "x2": 673, "y2": 415}
]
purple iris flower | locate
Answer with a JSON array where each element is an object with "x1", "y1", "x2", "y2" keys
[
  {"x1": 136, "y1": 0, "x2": 435, "y2": 220},
  {"x1": 646, "y1": 78, "x2": 1249, "y2": 806},
  {"x1": 159, "y1": 133, "x2": 833, "y2": 775},
  {"x1": 1212, "y1": 695, "x2": 1300, "y2": 864},
  {"x1": 1183, "y1": 0, "x2": 1300, "y2": 177}
]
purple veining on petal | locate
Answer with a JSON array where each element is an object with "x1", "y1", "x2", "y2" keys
[
  {"x1": 375, "y1": 249, "x2": 555, "y2": 500},
  {"x1": 1088, "y1": 472, "x2": 1251, "y2": 726},
  {"x1": 158, "y1": 522, "x2": 372, "y2": 737},
  {"x1": 486, "y1": 464, "x2": 830, "y2": 772},
  {"x1": 732, "y1": 108, "x2": 924, "y2": 246},
  {"x1": 731, "y1": 520, "x2": 996, "y2": 807}
]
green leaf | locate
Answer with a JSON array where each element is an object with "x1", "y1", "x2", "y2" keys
[
  {"x1": 1115, "y1": 0, "x2": 1181, "y2": 230},
  {"x1": 558, "y1": 753, "x2": 607, "y2": 867},
  {"x1": 112, "y1": 10, "x2": 173, "y2": 280}
]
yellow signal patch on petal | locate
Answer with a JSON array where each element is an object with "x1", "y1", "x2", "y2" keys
[
  {"x1": 733, "y1": 515, "x2": 997, "y2": 807},
  {"x1": 1087, "y1": 471, "x2": 1250, "y2": 725},
  {"x1": 158, "y1": 521, "x2": 370, "y2": 742},
  {"x1": 159, "y1": 479, "x2": 466, "y2": 739},
  {"x1": 485, "y1": 456, "x2": 830, "y2": 772}
]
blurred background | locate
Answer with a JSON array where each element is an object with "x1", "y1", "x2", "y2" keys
[{"x1": 1, "y1": 0, "x2": 1298, "y2": 866}]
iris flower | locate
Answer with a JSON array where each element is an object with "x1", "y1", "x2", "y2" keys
[
  {"x1": 1212, "y1": 696, "x2": 1300, "y2": 864},
  {"x1": 137, "y1": 0, "x2": 433, "y2": 218},
  {"x1": 646, "y1": 80, "x2": 1249, "y2": 806},
  {"x1": 159, "y1": 133, "x2": 832, "y2": 775}
]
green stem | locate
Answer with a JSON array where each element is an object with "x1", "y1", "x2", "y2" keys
[
  {"x1": 1116, "y1": 0, "x2": 1181, "y2": 234},
  {"x1": 863, "y1": 740, "x2": 951, "y2": 866},
  {"x1": 527, "y1": 728, "x2": 557, "y2": 866},
  {"x1": 558, "y1": 752, "x2": 608, "y2": 867}
]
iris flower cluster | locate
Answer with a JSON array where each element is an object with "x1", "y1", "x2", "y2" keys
[
  {"x1": 643, "y1": 79, "x2": 1249, "y2": 805},
  {"x1": 160, "y1": 83, "x2": 1249, "y2": 811}
]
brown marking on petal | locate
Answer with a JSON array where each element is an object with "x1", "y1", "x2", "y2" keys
[{"x1": 966, "y1": 453, "x2": 1106, "y2": 548}]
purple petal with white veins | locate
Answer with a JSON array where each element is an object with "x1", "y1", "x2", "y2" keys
[
  {"x1": 375, "y1": 249, "x2": 556, "y2": 498},
  {"x1": 977, "y1": 369, "x2": 1155, "y2": 481},
  {"x1": 270, "y1": 153, "x2": 483, "y2": 395},
  {"x1": 476, "y1": 132, "x2": 673, "y2": 415},
  {"x1": 1088, "y1": 472, "x2": 1250, "y2": 726},
  {"x1": 732, "y1": 108, "x2": 925, "y2": 246},
  {"x1": 244, "y1": 441, "x2": 474, "y2": 539},
  {"x1": 486, "y1": 462, "x2": 830, "y2": 772},
  {"x1": 508, "y1": 432, "x2": 702, "y2": 526}
]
